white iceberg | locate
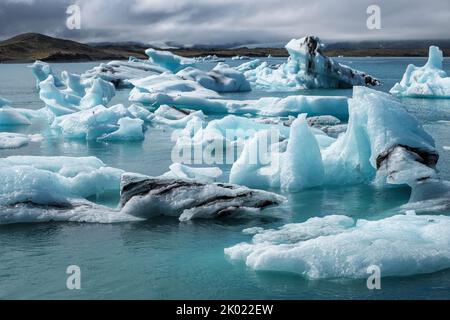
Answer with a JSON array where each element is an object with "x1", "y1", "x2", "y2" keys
[
  {"x1": 129, "y1": 73, "x2": 220, "y2": 107},
  {"x1": 390, "y1": 46, "x2": 450, "y2": 98},
  {"x1": 243, "y1": 36, "x2": 379, "y2": 90},
  {"x1": 52, "y1": 104, "x2": 146, "y2": 141},
  {"x1": 176, "y1": 63, "x2": 251, "y2": 92},
  {"x1": 145, "y1": 48, "x2": 194, "y2": 72},
  {"x1": 38, "y1": 75, "x2": 116, "y2": 116},
  {"x1": 0, "y1": 132, "x2": 42, "y2": 149},
  {"x1": 225, "y1": 213, "x2": 450, "y2": 279},
  {"x1": 97, "y1": 117, "x2": 145, "y2": 141},
  {"x1": 0, "y1": 156, "x2": 135, "y2": 225}
]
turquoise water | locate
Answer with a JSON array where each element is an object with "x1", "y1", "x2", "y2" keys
[{"x1": 0, "y1": 57, "x2": 450, "y2": 299}]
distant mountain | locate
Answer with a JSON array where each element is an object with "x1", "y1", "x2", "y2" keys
[
  {"x1": 1, "y1": 33, "x2": 450, "y2": 63},
  {"x1": 0, "y1": 33, "x2": 148, "y2": 62}
]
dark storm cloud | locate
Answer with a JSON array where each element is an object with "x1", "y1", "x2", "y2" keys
[{"x1": 0, "y1": 0, "x2": 449, "y2": 44}]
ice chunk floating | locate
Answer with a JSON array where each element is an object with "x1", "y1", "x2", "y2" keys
[
  {"x1": 225, "y1": 213, "x2": 450, "y2": 279},
  {"x1": 390, "y1": 46, "x2": 450, "y2": 98}
]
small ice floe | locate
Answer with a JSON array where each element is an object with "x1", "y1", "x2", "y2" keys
[
  {"x1": 231, "y1": 55, "x2": 251, "y2": 61},
  {"x1": 161, "y1": 163, "x2": 223, "y2": 183},
  {"x1": 192, "y1": 55, "x2": 225, "y2": 63},
  {"x1": 0, "y1": 132, "x2": 42, "y2": 149},
  {"x1": 119, "y1": 173, "x2": 286, "y2": 221},
  {"x1": 242, "y1": 36, "x2": 380, "y2": 90},
  {"x1": 390, "y1": 46, "x2": 450, "y2": 98},
  {"x1": 225, "y1": 213, "x2": 450, "y2": 279},
  {"x1": 235, "y1": 59, "x2": 262, "y2": 73}
]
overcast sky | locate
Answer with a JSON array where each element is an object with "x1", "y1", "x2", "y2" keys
[{"x1": 0, "y1": 0, "x2": 449, "y2": 45}]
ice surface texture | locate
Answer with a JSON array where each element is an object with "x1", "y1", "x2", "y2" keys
[
  {"x1": 225, "y1": 213, "x2": 450, "y2": 279},
  {"x1": 390, "y1": 46, "x2": 450, "y2": 98},
  {"x1": 242, "y1": 36, "x2": 380, "y2": 90}
]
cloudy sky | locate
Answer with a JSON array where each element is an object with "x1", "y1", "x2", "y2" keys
[{"x1": 0, "y1": 0, "x2": 449, "y2": 45}]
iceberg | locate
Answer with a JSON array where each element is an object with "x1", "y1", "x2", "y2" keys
[
  {"x1": 38, "y1": 74, "x2": 116, "y2": 116},
  {"x1": 243, "y1": 36, "x2": 380, "y2": 90},
  {"x1": 129, "y1": 73, "x2": 220, "y2": 107},
  {"x1": 0, "y1": 156, "x2": 136, "y2": 225},
  {"x1": 52, "y1": 104, "x2": 146, "y2": 141},
  {"x1": 192, "y1": 55, "x2": 225, "y2": 63},
  {"x1": 230, "y1": 87, "x2": 439, "y2": 191},
  {"x1": 176, "y1": 63, "x2": 251, "y2": 92},
  {"x1": 0, "y1": 97, "x2": 32, "y2": 125},
  {"x1": 235, "y1": 59, "x2": 262, "y2": 73},
  {"x1": 162, "y1": 163, "x2": 223, "y2": 183},
  {"x1": 390, "y1": 46, "x2": 450, "y2": 98},
  {"x1": 225, "y1": 213, "x2": 450, "y2": 279},
  {"x1": 81, "y1": 60, "x2": 168, "y2": 88},
  {"x1": 97, "y1": 117, "x2": 145, "y2": 141},
  {"x1": 119, "y1": 174, "x2": 286, "y2": 221},
  {"x1": 145, "y1": 48, "x2": 194, "y2": 72},
  {"x1": 29, "y1": 60, "x2": 63, "y2": 88},
  {"x1": 0, "y1": 133, "x2": 42, "y2": 149}
]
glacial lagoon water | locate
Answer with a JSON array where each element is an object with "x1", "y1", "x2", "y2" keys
[{"x1": 0, "y1": 57, "x2": 450, "y2": 299}]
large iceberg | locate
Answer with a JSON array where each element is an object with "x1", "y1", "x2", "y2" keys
[
  {"x1": 225, "y1": 213, "x2": 450, "y2": 279},
  {"x1": 177, "y1": 63, "x2": 251, "y2": 93},
  {"x1": 119, "y1": 173, "x2": 286, "y2": 221},
  {"x1": 390, "y1": 46, "x2": 450, "y2": 98},
  {"x1": 243, "y1": 36, "x2": 380, "y2": 90},
  {"x1": 230, "y1": 87, "x2": 439, "y2": 191}
]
